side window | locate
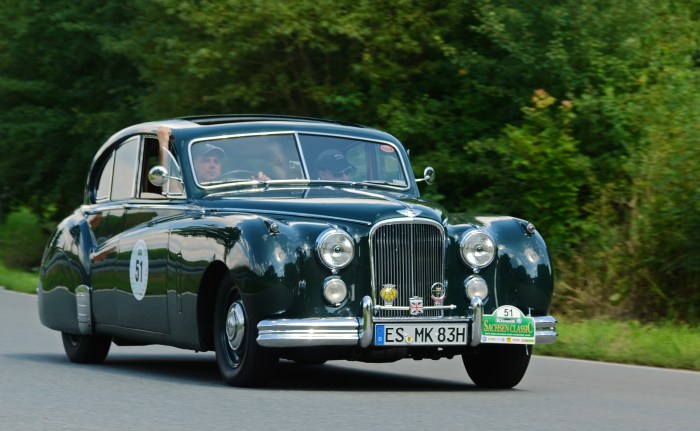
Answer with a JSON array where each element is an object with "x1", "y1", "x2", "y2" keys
[
  {"x1": 139, "y1": 136, "x2": 185, "y2": 198},
  {"x1": 95, "y1": 153, "x2": 115, "y2": 203},
  {"x1": 140, "y1": 137, "x2": 165, "y2": 199},
  {"x1": 111, "y1": 136, "x2": 140, "y2": 200}
]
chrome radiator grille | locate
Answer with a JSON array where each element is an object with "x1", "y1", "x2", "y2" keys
[{"x1": 370, "y1": 219, "x2": 445, "y2": 318}]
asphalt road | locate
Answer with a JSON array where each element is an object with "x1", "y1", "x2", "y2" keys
[{"x1": 1, "y1": 289, "x2": 698, "y2": 431}]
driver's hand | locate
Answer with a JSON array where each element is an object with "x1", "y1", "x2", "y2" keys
[{"x1": 252, "y1": 171, "x2": 270, "y2": 181}]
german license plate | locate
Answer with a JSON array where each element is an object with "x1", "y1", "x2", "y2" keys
[{"x1": 374, "y1": 323, "x2": 468, "y2": 346}]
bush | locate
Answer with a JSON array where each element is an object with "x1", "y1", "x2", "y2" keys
[{"x1": 0, "y1": 208, "x2": 52, "y2": 269}]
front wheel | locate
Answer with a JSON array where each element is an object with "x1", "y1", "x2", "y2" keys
[
  {"x1": 213, "y1": 279, "x2": 278, "y2": 387},
  {"x1": 462, "y1": 344, "x2": 532, "y2": 389},
  {"x1": 61, "y1": 332, "x2": 111, "y2": 364}
]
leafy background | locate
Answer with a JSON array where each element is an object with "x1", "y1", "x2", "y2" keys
[{"x1": 1, "y1": 0, "x2": 698, "y2": 322}]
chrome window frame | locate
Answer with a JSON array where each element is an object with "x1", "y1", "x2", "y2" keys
[{"x1": 187, "y1": 131, "x2": 411, "y2": 191}]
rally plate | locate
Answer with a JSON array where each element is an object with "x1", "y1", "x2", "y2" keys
[
  {"x1": 481, "y1": 305, "x2": 536, "y2": 345},
  {"x1": 374, "y1": 323, "x2": 468, "y2": 346}
]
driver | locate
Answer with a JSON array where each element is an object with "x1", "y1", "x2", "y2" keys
[
  {"x1": 192, "y1": 143, "x2": 224, "y2": 182},
  {"x1": 193, "y1": 144, "x2": 271, "y2": 182},
  {"x1": 158, "y1": 127, "x2": 269, "y2": 183}
]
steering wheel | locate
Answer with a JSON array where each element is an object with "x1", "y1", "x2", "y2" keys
[{"x1": 218, "y1": 170, "x2": 258, "y2": 181}]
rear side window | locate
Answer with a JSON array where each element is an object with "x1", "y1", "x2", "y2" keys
[
  {"x1": 95, "y1": 153, "x2": 114, "y2": 203},
  {"x1": 111, "y1": 137, "x2": 140, "y2": 200}
]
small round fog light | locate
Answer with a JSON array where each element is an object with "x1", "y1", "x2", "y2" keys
[
  {"x1": 465, "y1": 276, "x2": 489, "y2": 300},
  {"x1": 323, "y1": 278, "x2": 348, "y2": 306}
]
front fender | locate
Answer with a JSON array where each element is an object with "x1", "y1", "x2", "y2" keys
[
  {"x1": 448, "y1": 214, "x2": 554, "y2": 316},
  {"x1": 479, "y1": 216, "x2": 553, "y2": 316}
]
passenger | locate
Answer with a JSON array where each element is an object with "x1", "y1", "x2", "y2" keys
[{"x1": 316, "y1": 149, "x2": 356, "y2": 181}]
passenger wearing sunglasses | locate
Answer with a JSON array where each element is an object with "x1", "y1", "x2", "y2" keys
[{"x1": 317, "y1": 149, "x2": 356, "y2": 181}]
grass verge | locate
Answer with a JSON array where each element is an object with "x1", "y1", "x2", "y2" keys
[
  {"x1": 0, "y1": 262, "x2": 39, "y2": 294},
  {"x1": 535, "y1": 318, "x2": 700, "y2": 370}
]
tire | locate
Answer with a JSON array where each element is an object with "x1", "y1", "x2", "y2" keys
[
  {"x1": 213, "y1": 279, "x2": 278, "y2": 387},
  {"x1": 61, "y1": 332, "x2": 112, "y2": 364},
  {"x1": 462, "y1": 344, "x2": 532, "y2": 389}
]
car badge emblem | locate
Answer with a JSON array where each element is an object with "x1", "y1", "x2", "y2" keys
[
  {"x1": 430, "y1": 282, "x2": 446, "y2": 305},
  {"x1": 380, "y1": 284, "x2": 398, "y2": 306},
  {"x1": 397, "y1": 205, "x2": 421, "y2": 218},
  {"x1": 409, "y1": 296, "x2": 424, "y2": 315}
]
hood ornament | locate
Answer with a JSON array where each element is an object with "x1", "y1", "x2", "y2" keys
[
  {"x1": 430, "y1": 282, "x2": 446, "y2": 305},
  {"x1": 397, "y1": 204, "x2": 421, "y2": 218}
]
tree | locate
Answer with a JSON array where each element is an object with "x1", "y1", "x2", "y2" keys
[{"x1": 0, "y1": 0, "x2": 141, "y2": 221}]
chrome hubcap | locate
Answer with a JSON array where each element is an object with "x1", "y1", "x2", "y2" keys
[{"x1": 225, "y1": 302, "x2": 245, "y2": 351}]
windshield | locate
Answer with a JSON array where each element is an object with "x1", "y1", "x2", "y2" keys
[{"x1": 189, "y1": 133, "x2": 408, "y2": 188}]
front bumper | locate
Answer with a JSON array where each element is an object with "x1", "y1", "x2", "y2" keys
[{"x1": 256, "y1": 295, "x2": 558, "y2": 348}]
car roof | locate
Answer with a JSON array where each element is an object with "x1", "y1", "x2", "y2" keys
[
  {"x1": 88, "y1": 115, "x2": 407, "y2": 195},
  {"x1": 94, "y1": 115, "x2": 400, "y2": 162},
  {"x1": 178, "y1": 114, "x2": 365, "y2": 128}
]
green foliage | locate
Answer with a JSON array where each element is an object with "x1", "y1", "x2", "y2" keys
[
  {"x1": 0, "y1": 208, "x2": 51, "y2": 269},
  {"x1": 571, "y1": 70, "x2": 700, "y2": 321},
  {"x1": 0, "y1": 0, "x2": 141, "y2": 221},
  {"x1": 0, "y1": 262, "x2": 39, "y2": 294},
  {"x1": 464, "y1": 90, "x2": 591, "y2": 251}
]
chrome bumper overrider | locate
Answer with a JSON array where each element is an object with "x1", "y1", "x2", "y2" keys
[{"x1": 256, "y1": 295, "x2": 558, "y2": 347}]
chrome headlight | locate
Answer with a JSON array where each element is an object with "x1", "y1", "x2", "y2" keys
[
  {"x1": 316, "y1": 229, "x2": 355, "y2": 270},
  {"x1": 323, "y1": 277, "x2": 348, "y2": 306},
  {"x1": 459, "y1": 229, "x2": 496, "y2": 269},
  {"x1": 465, "y1": 275, "x2": 489, "y2": 300}
]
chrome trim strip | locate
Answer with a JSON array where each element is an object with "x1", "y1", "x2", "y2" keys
[
  {"x1": 256, "y1": 318, "x2": 360, "y2": 347},
  {"x1": 534, "y1": 315, "x2": 558, "y2": 344},
  {"x1": 469, "y1": 296, "x2": 483, "y2": 346},
  {"x1": 359, "y1": 296, "x2": 373, "y2": 348},
  {"x1": 373, "y1": 317, "x2": 471, "y2": 324},
  {"x1": 341, "y1": 188, "x2": 413, "y2": 209},
  {"x1": 536, "y1": 331, "x2": 558, "y2": 344},
  {"x1": 205, "y1": 207, "x2": 373, "y2": 226},
  {"x1": 122, "y1": 203, "x2": 198, "y2": 211},
  {"x1": 75, "y1": 285, "x2": 92, "y2": 335},
  {"x1": 81, "y1": 204, "x2": 123, "y2": 214},
  {"x1": 293, "y1": 132, "x2": 311, "y2": 179},
  {"x1": 374, "y1": 304, "x2": 457, "y2": 311}
]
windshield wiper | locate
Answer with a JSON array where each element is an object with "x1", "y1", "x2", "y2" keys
[
  {"x1": 202, "y1": 179, "x2": 270, "y2": 187},
  {"x1": 360, "y1": 180, "x2": 407, "y2": 187}
]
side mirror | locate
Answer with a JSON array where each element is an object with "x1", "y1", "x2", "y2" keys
[
  {"x1": 419, "y1": 166, "x2": 435, "y2": 185},
  {"x1": 148, "y1": 166, "x2": 168, "y2": 186}
]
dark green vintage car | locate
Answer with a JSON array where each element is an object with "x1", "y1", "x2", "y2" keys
[{"x1": 38, "y1": 115, "x2": 557, "y2": 388}]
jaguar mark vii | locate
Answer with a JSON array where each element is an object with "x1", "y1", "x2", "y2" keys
[{"x1": 38, "y1": 115, "x2": 557, "y2": 388}]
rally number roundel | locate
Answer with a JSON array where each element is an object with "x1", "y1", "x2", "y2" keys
[{"x1": 129, "y1": 240, "x2": 149, "y2": 301}]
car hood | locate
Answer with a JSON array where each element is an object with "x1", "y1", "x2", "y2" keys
[{"x1": 200, "y1": 186, "x2": 447, "y2": 226}]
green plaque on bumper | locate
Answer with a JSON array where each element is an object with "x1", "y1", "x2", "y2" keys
[{"x1": 482, "y1": 305, "x2": 535, "y2": 345}]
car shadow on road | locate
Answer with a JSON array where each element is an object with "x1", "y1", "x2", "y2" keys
[
  {"x1": 5, "y1": 352, "x2": 500, "y2": 392},
  {"x1": 271, "y1": 361, "x2": 476, "y2": 392}
]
